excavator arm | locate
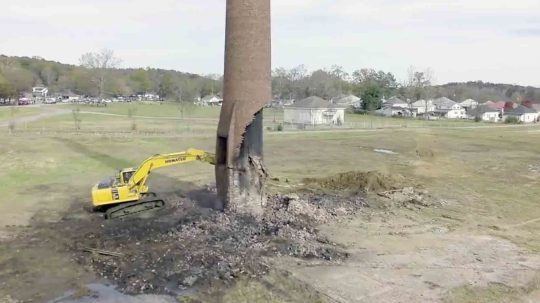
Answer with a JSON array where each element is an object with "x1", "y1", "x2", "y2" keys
[{"x1": 128, "y1": 148, "x2": 216, "y2": 193}]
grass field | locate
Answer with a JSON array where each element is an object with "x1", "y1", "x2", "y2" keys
[
  {"x1": 0, "y1": 106, "x2": 41, "y2": 121},
  {"x1": 1, "y1": 103, "x2": 540, "y2": 302}
]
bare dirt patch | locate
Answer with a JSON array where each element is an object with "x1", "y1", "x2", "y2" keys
[{"x1": 283, "y1": 211, "x2": 540, "y2": 303}]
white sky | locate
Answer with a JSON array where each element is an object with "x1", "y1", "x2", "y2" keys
[{"x1": 1, "y1": 0, "x2": 539, "y2": 86}]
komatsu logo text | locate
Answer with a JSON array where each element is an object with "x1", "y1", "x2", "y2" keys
[{"x1": 165, "y1": 157, "x2": 186, "y2": 164}]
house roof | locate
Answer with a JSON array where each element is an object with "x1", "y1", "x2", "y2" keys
[
  {"x1": 504, "y1": 105, "x2": 538, "y2": 115},
  {"x1": 288, "y1": 96, "x2": 343, "y2": 109},
  {"x1": 32, "y1": 86, "x2": 47, "y2": 92},
  {"x1": 412, "y1": 99, "x2": 432, "y2": 107},
  {"x1": 432, "y1": 97, "x2": 457, "y2": 108},
  {"x1": 504, "y1": 101, "x2": 518, "y2": 110},
  {"x1": 531, "y1": 104, "x2": 540, "y2": 112},
  {"x1": 468, "y1": 105, "x2": 500, "y2": 116},
  {"x1": 384, "y1": 96, "x2": 407, "y2": 105},
  {"x1": 491, "y1": 101, "x2": 506, "y2": 110},
  {"x1": 460, "y1": 99, "x2": 477, "y2": 106},
  {"x1": 333, "y1": 94, "x2": 360, "y2": 104}
]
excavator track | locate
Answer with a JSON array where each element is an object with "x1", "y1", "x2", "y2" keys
[{"x1": 105, "y1": 193, "x2": 165, "y2": 219}]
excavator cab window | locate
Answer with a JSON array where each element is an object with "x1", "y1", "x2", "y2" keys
[{"x1": 122, "y1": 171, "x2": 134, "y2": 184}]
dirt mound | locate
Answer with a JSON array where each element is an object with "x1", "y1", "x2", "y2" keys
[
  {"x1": 303, "y1": 171, "x2": 406, "y2": 193},
  {"x1": 66, "y1": 191, "x2": 365, "y2": 295}
]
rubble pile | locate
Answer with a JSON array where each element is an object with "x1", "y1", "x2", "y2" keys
[
  {"x1": 303, "y1": 171, "x2": 407, "y2": 194},
  {"x1": 73, "y1": 192, "x2": 364, "y2": 295}
]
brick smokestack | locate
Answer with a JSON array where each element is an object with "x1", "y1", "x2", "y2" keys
[{"x1": 215, "y1": 0, "x2": 271, "y2": 216}]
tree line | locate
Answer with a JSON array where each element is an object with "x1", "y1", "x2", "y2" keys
[
  {"x1": 1, "y1": 51, "x2": 539, "y2": 107},
  {"x1": 0, "y1": 50, "x2": 222, "y2": 101}
]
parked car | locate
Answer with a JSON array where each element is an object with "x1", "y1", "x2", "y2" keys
[
  {"x1": 18, "y1": 98, "x2": 30, "y2": 105},
  {"x1": 44, "y1": 98, "x2": 57, "y2": 104}
]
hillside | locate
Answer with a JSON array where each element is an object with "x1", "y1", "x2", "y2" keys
[
  {"x1": 1, "y1": 54, "x2": 539, "y2": 104},
  {"x1": 435, "y1": 81, "x2": 540, "y2": 103},
  {"x1": 0, "y1": 54, "x2": 221, "y2": 100}
]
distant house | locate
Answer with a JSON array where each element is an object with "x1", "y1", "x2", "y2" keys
[
  {"x1": 377, "y1": 106, "x2": 415, "y2": 117},
  {"x1": 332, "y1": 94, "x2": 361, "y2": 108},
  {"x1": 198, "y1": 95, "x2": 222, "y2": 106},
  {"x1": 468, "y1": 105, "x2": 502, "y2": 122},
  {"x1": 460, "y1": 99, "x2": 478, "y2": 110},
  {"x1": 432, "y1": 97, "x2": 466, "y2": 119},
  {"x1": 58, "y1": 90, "x2": 81, "y2": 102},
  {"x1": 411, "y1": 99, "x2": 435, "y2": 115},
  {"x1": 503, "y1": 105, "x2": 539, "y2": 123},
  {"x1": 522, "y1": 100, "x2": 535, "y2": 109},
  {"x1": 32, "y1": 86, "x2": 48, "y2": 98},
  {"x1": 382, "y1": 97, "x2": 408, "y2": 109},
  {"x1": 284, "y1": 96, "x2": 346, "y2": 126},
  {"x1": 378, "y1": 97, "x2": 413, "y2": 117}
]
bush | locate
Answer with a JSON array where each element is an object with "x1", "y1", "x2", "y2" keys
[
  {"x1": 504, "y1": 116, "x2": 520, "y2": 124},
  {"x1": 474, "y1": 116, "x2": 482, "y2": 123},
  {"x1": 276, "y1": 124, "x2": 284, "y2": 131}
]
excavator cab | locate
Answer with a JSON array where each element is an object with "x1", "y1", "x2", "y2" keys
[
  {"x1": 91, "y1": 168, "x2": 142, "y2": 210},
  {"x1": 120, "y1": 168, "x2": 136, "y2": 184}
]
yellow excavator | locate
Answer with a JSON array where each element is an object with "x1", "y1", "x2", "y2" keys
[{"x1": 91, "y1": 148, "x2": 216, "y2": 219}]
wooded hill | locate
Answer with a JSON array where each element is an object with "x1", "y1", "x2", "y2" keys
[
  {"x1": 1, "y1": 54, "x2": 538, "y2": 104},
  {"x1": 435, "y1": 81, "x2": 540, "y2": 103},
  {"x1": 0, "y1": 55, "x2": 221, "y2": 100}
]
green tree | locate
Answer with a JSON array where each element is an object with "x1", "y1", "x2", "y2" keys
[
  {"x1": 158, "y1": 73, "x2": 175, "y2": 99},
  {"x1": 131, "y1": 68, "x2": 151, "y2": 93},
  {"x1": 2, "y1": 67, "x2": 33, "y2": 95},
  {"x1": 0, "y1": 74, "x2": 16, "y2": 99},
  {"x1": 361, "y1": 83, "x2": 383, "y2": 111}
]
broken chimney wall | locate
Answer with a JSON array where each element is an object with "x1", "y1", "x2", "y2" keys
[{"x1": 215, "y1": 0, "x2": 271, "y2": 215}]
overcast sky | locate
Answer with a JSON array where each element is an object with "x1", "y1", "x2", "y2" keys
[{"x1": 2, "y1": 0, "x2": 539, "y2": 86}]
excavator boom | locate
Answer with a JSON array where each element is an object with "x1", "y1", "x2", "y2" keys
[{"x1": 91, "y1": 148, "x2": 215, "y2": 219}]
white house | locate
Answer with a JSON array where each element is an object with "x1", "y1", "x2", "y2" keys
[
  {"x1": 468, "y1": 105, "x2": 501, "y2": 122},
  {"x1": 378, "y1": 96, "x2": 414, "y2": 117},
  {"x1": 377, "y1": 107, "x2": 415, "y2": 117},
  {"x1": 198, "y1": 95, "x2": 222, "y2": 106},
  {"x1": 460, "y1": 99, "x2": 478, "y2": 110},
  {"x1": 32, "y1": 86, "x2": 48, "y2": 98},
  {"x1": 432, "y1": 97, "x2": 466, "y2": 119},
  {"x1": 411, "y1": 99, "x2": 435, "y2": 115},
  {"x1": 503, "y1": 105, "x2": 539, "y2": 123},
  {"x1": 284, "y1": 96, "x2": 346, "y2": 126}
]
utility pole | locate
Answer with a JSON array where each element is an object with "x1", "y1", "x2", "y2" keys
[{"x1": 215, "y1": 0, "x2": 271, "y2": 216}]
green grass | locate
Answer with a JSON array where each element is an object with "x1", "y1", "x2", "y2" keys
[
  {"x1": 0, "y1": 106, "x2": 41, "y2": 121},
  {"x1": 58, "y1": 102, "x2": 230, "y2": 119},
  {"x1": 344, "y1": 112, "x2": 489, "y2": 128}
]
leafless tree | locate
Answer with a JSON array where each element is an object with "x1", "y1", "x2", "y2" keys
[
  {"x1": 79, "y1": 49, "x2": 121, "y2": 98},
  {"x1": 404, "y1": 66, "x2": 436, "y2": 115}
]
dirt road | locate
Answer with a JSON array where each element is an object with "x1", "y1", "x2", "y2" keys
[{"x1": 0, "y1": 105, "x2": 69, "y2": 128}]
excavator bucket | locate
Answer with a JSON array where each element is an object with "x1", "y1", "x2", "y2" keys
[{"x1": 215, "y1": 0, "x2": 271, "y2": 216}]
